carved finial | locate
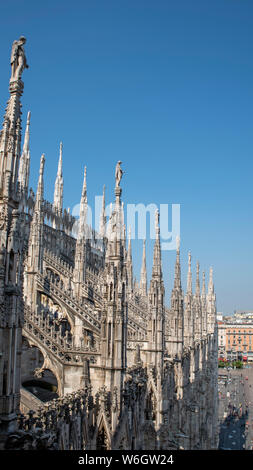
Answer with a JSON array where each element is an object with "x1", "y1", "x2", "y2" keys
[
  {"x1": 202, "y1": 271, "x2": 206, "y2": 296},
  {"x1": 140, "y1": 239, "x2": 147, "y2": 296},
  {"x1": 77, "y1": 166, "x2": 88, "y2": 239},
  {"x1": 83, "y1": 166, "x2": 87, "y2": 189},
  {"x1": 208, "y1": 266, "x2": 214, "y2": 294},
  {"x1": 155, "y1": 209, "x2": 159, "y2": 230},
  {"x1": 26, "y1": 110, "x2": 31, "y2": 126},
  {"x1": 18, "y1": 111, "x2": 31, "y2": 192},
  {"x1": 34, "y1": 154, "x2": 45, "y2": 210},
  {"x1": 176, "y1": 235, "x2": 180, "y2": 252},
  {"x1": 173, "y1": 235, "x2": 182, "y2": 291},
  {"x1": 195, "y1": 261, "x2": 200, "y2": 296},
  {"x1": 39, "y1": 154, "x2": 45, "y2": 175},
  {"x1": 58, "y1": 142, "x2": 63, "y2": 174},
  {"x1": 53, "y1": 143, "x2": 64, "y2": 215},
  {"x1": 187, "y1": 251, "x2": 192, "y2": 294},
  {"x1": 151, "y1": 209, "x2": 162, "y2": 281},
  {"x1": 99, "y1": 185, "x2": 106, "y2": 238},
  {"x1": 127, "y1": 226, "x2": 132, "y2": 263}
]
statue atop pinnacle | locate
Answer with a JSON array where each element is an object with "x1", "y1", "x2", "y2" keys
[
  {"x1": 10, "y1": 36, "x2": 29, "y2": 82},
  {"x1": 115, "y1": 160, "x2": 123, "y2": 188}
]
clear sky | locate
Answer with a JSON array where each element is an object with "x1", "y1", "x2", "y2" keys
[{"x1": 0, "y1": 0, "x2": 253, "y2": 314}]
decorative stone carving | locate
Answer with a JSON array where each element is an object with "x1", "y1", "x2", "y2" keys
[{"x1": 10, "y1": 36, "x2": 29, "y2": 82}]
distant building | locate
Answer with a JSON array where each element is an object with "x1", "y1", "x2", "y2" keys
[
  {"x1": 234, "y1": 311, "x2": 253, "y2": 320},
  {"x1": 216, "y1": 312, "x2": 223, "y2": 322},
  {"x1": 217, "y1": 320, "x2": 226, "y2": 359},
  {"x1": 218, "y1": 315, "x2": 253, "y2": 362}
]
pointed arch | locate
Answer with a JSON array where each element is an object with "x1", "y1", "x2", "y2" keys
[{"x1": 93, "y1": 413, "x2": 111, "y2": 450}]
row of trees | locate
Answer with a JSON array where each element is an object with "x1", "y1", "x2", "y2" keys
[{"x1": 218, "y1": 359, "x2": 243, "y2": 369}]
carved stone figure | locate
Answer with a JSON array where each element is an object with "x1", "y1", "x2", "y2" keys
[
  {"x1": 10, "y1": 36, "x2": 29, "y2": 82},
  {"x1": 115, "y1": 160, "x2": 123, "y2": 188}
]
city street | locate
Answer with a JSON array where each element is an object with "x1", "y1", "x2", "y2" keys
[{"x1": 218, "y1": 365, "x2": 253, "y2": 449}]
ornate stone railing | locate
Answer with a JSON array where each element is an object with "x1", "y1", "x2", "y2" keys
[
  {"x1": 128, "y1": 301, "x2": 147, "y2": 326},
  {"x1": 81, "y1": 277, "x2": 104, "y2": 307},
  {"x1": 85, "y1": 266, "x2": 104, "y2": 286},
  {"x1": 23, "y1": 306, "x2": 100, "y2": 365},
  {"x1": 36, "y1": 273, "x2": 101, "y2": 333},
  {"x1": 45, "y1": 247, "x2": 108, "y2": 309},
  {"x1": 127, "y1": 316, "x2": 147, "y2": 338},
  {"x1": 44, "y1": 249, "x2": 74, "y2": 276}
]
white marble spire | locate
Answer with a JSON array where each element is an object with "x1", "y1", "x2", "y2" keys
[
  {"x1": 173, "y1": 235, "x2": 181, "y2": 291},
  {"x1": 99, "y1": 185, "x2": 106, "y2": 238},
  {"x1": 34, "y1": 154, "x2": 45, "y2": 211},
  {"x1": 187, "y1": 251, "x2": 192, "y2": 295},
  {"x1": 140, "y1": 239, "x2": 147, "y2": 296},
  {"x1": 152, "y1": 209, "x2": 162, "y2": 280},
  {"x1": 0, "y1": 41, "x2": 28, "y2": 198},
  {"x1": 127, "y1": 226, "x2": 132, "y2": 261},
  {"x1": 201, "y1": 271, "x2": 206, "y2": 298},
  {"x1": 18, "y1": 110, "x2": 31, "y2": 194},
  {"x1": 195, "y1": 261, "x2": 200, "y2": 297},
  {"x1": 53, "y1": 142, "x2": 63, "y2": 214},
  {"x1": 77, "y1": 166, "x2": 88, "y2": 240},
  {"x1": 208, "y1": 266, "x2": 214, "y2": 295},
  {"x1": 127, "y1": 226, "x2": 133, "y2": 292}
]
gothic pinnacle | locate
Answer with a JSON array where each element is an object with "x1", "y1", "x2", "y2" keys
[
  {"x1": 81, "y1": 166, "x2": 87, "y2": 203},
  {"x1": 173, "y1": 235, "x2": 181, "y2": 291},
  {"x1": 34, "y1": 154, "x2": 45, "y2": 211},
  {"x1": 39, "y1": 154, "x2": 45, "y2": 178},
  {"x1": 187, "y1": 251, "x2": 192, "y2": 294},
  {"x1": 78, "y1": 166, "x2": 88, "y2": 239},
  {"x1": 114, "y1": 161, "x2": 123, "y2": 206},
  {"x1": 152, "y1": 210, "x2": 162, "y2": 280},
  {"x1": 127, "y1": 226, "x2": 133, "y2": 292},
  {"x1": 53, "y1": 142, "x2": 63, "y2": 214},
  {"x1": 23, "y1": 110, "x2": 31, "y2": 153},
  {"x1": 208, "y1": 266, "x2": 214, "y2": 295},
  {"x1": 18, "y1": 110, "x2": 31, "y2": 193},
  {"x1": 127, "y1": 226, "x2": 132, "y2": 260},
  {"x1": 0, "y1": 38, "x2": 28, "y2": 197},
  {"x1": 140, "y1": 239, "x2": 147, "y2": 296},
  {"x1": 99, "y1": 185, "x2": 106, "y2": 238},
  {"x1": 57, "y1": 142, "x2": 63, "y2": 177},
  {"x1": 201, "y1": 271, "x2": 206, "y2": 297},
  {"x1": 195, "y1": 261, "x2": 200, "y2": 297}
]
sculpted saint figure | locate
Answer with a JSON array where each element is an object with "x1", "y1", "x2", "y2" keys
[
  {"x1": 115, "y1": 160, "x2": 123, "y2": 188},
  {"x1": 10, "y1": 36, "x2": 29, "y2": 81}
]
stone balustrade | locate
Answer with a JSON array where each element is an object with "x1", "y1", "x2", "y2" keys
[
  {"x1": 36, "y1": 272, "x2": 101, "y2": 332},
  {"x1": 23, "y1": 305, "x2": 100, "y2": 365}
]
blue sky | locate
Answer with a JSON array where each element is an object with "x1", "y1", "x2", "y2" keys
[{"x1": 0, "y1": 0, "x2": 253, "y2": 314}]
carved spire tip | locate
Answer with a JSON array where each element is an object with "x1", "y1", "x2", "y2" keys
[{"x1": 176, "y1": 235, "x2": 180, "y2": 252}]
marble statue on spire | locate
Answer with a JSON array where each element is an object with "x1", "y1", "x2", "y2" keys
[
  {"x1": 115, "y1": 161, "x2": 123, "y2": 188},
  {"x1": 10, "y1": 36, "x2": 29, "y2": 82}
]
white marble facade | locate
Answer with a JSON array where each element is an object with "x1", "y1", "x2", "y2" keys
[{"x1": 0, "y1": 38, "x2": 218, "y2": 450}]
